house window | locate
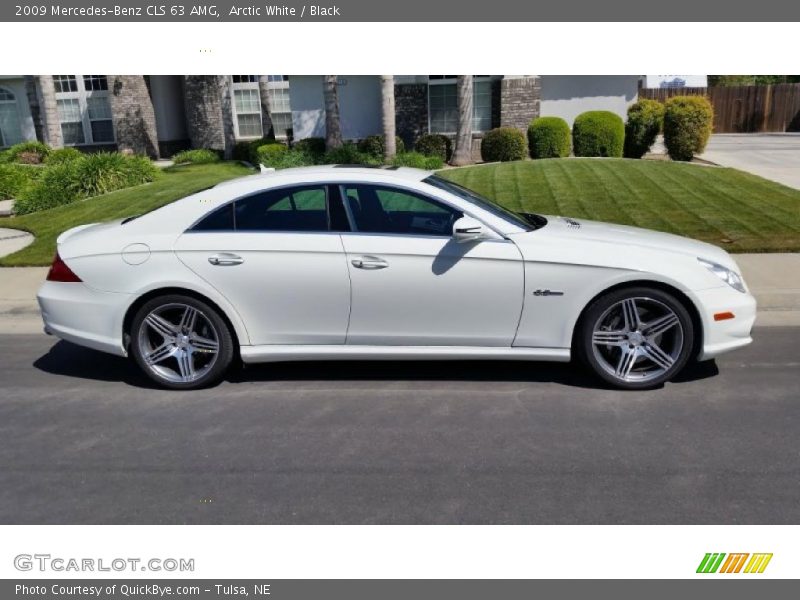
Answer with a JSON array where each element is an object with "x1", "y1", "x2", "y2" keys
[
  {"x1": 428, "y1": 77, "x2": 493, "y2": 134},
  {"x1": 230, "y1": 76, "x2": 293, "y2": 140},
  {"x1": 53, "y1": 75, "x2": 78, "y2": 93},
  {"x1": 0, "y1": 87, "x2": 23, "y2": 147},
  {"x1": 83, "y1": 75, "x2": 109, "y2": 91},
  {"x1": 232, "y1": 75, "x2": 259, "y2": 84},
  {"x1": 266, "y1": 77, "x2": 292, "y2": 138},
  {"x1": 56, "y1": 98, "x2": 85, "y2": 145},
  {"x1": 230, "y1": 76, "x2": 263, "y2": 139},
  {"x1": 53, "y1": 74, "x2": 115, "y2": 146}
]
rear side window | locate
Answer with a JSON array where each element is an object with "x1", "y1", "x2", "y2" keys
[
  {"x1": 236, "y1": 186, "x2": 327, "y2": 231},
  {"x1": 191, "y1": 203, "x2": 235, "y2": 231},
  {"x1": 190, "y1": 184, "x2": 350, "y2": 232}
]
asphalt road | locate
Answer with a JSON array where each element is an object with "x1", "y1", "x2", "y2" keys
[{"x1": 1, "y1": 328, "x2": 798, "y2": 524}]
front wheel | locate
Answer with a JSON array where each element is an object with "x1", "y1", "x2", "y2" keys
[
  {"x1": 130, "y1": 294, "x2": 234, "y2": 390},
  {"x1": 577, "y1": 287, "x2": 695, "y2": 390}
]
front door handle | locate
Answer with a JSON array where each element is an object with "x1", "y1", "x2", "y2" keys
[
  {"x1": 208, "y1": 253, "x2": 244, "y2": 266},
  {"x1": 351, "y1": 256, "x2": 388, "y2": 270}
]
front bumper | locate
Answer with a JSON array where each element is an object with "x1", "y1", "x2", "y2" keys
[
  {"x1": 693, "y1": 285, "x2": 757, "y2": 360},
  {"x1": 37, "y1": 281, "x2": 131, "y2": 357}
]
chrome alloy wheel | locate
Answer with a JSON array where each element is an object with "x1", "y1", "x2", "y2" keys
[
  {"x1": 591, "y1": 297, "x2": 684, "y2": 384},
  {"x1": 136, "y1": 303, "x2": 220, "y2": 384}
]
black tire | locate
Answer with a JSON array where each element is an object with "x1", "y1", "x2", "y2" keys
[
  {"x1": 130, "y1": 294, "x2": 234, "y2": 390},
  {"x1": 576, "y1": 286, "x2": 695, "y2": 390}
]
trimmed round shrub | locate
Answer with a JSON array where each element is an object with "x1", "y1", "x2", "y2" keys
[
  {"x1": 357, "y1": 135, "x2": 405, "y2": 159},
  {"x1": 624, "y1": 99, "x2": 665, "y2": 159},
  {"x1": 14, "y1": 162, "x2": 82, "y2": 214},
  {"x1": 0, "y1": 164, "x2": 42, "y2": 200},
  {"x1": 255, "y1": 143, "x2": 289, "y2": 166},
  {"x1": 663, "y1": 96, "x2": 714, "y2": 162},
  {"x1": 171, "y1": 148, "x2": 221, "y2": 165},
  {"x1": 527, "y1": 117, "x2": 571, "y2": 159},
  {"x1": 292, "y1": 137, "x2": 326, "y2": 160},
  {"x1": 480, "y1": 127, "x2": 527, "y2": 163},
  {"x1": 390, "y1": 152, "x2": 444, "y2": 170},
  {"x1": 572, "y1": 111, "x2": 625, "y2": 157},
  {"x1": 233, "y1": 137, "x2": 279, "y2": 163},
  {"x1": 44, "y1": 147, "x2": 83, "y2": 165},
  {"x1": 414, "y1": 134, "x2": 453, "y2": 162},
  {"x1": 5, "y1": 141, "x2": 51, "y2": 164}
]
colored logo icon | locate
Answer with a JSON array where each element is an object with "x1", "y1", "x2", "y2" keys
[{"x1": 696, "y1": 553, "x2": 773, "y2": 574}]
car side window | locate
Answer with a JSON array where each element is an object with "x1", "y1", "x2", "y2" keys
[
  {"x1": 191, "y1": 203, "x2": 235, "y2": 231},
  {"x1": 341, "y1": 184, "x2": 462, "y2": 236},
  {"x1": 236, "y1": 185, "x2": 329, "y2": 232}
]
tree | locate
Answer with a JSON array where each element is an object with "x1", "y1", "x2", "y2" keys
[
  {"x1": 450, "y1": 75, "x2": 473, "y2": 166},
  {"x1": 380, "y1": 75, "x2": 396, "y2": 161},
  {"x1": 709, "y1": 75, "x2": 800, "y2": 87},
  {"x1": 33, "y1": 76, "x2": 63, "y2": 148},
  {"x1": 258, "y1": 76, "x2": 275, "y2": 139},
  {"x1": 324, "y1": 75, "x2": 343, "y2": 150}
]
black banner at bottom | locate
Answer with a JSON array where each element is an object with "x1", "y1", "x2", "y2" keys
[{"x1": 2, "y1": 580, "x2": 796, "y2": 600}]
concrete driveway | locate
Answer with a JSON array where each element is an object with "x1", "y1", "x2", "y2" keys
[{"x1": 700, "y1": 133, "x2": 800, "y2": 190}]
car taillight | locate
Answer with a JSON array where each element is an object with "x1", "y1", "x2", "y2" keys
[{"x1": 46, "y1": 252, "x2": 82, "y2": 282}]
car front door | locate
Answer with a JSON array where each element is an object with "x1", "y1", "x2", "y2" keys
[
  {"x1": 339, "y1": 183, "x2": 524, "y2": 346},
  {"x1": 174, "y1": 184, "x2": 351, "y2": 345}
]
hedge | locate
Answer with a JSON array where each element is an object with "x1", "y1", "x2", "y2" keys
[
  {"x1": 255, "y1": 143, "x2": 289, "y2": 167},
  {"x1": 624, "y1": 99, "x2": 665, "y2": 159},
  {"x1": 480, "y1": 127, "x2": 527, "y2": 162},
  {"x1": 44, "y1": 147, "x2": 83, "y2": 165},
  {"x1": 171, "y1": 148, "x2": 221, "y2": 165},
  {"x1": 292, "y1": 137, "x2": 326, "y2": 159},
  {"x1": 527, "y1": 117, "x2": 571, "y2": 159},
  {"x1": 14, "y1": 153, "x2": 160, "y2": 215},
  {"x1": 390, "y1": 152, "x2": 444, "y2": 170},
  {"x1": 572, "y1": 111, "x2": 625, "y2": 157},
  {"x1": 0, "y1": 164, "x2": 42, "y2": 200},
  {"x1": 414, "y1": 134, "x2": 453, "y2": 162},
  {"x1": 2, "y1": 141, "x2": 51, "y2": 165},
  {"x1": 663, "y1": 96, "x2": 714, "y2": 162}
]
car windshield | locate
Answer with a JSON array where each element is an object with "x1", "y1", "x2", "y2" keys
[{"x1": 423, "y1": 175, "x2": 540, "y2": 231}]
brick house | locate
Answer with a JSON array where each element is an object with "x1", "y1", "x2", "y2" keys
[
  {"x1": 0, "y1": 75, "x2": 293, "y2": 158},
  {"x1": 290, "y1": 75, "x2": 640, "y2": 160},
  {"x1": 0, "y1": 75, "x2": 639, "y2": 160}
]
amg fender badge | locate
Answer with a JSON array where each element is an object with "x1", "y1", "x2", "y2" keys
[{"x1": 533, "y1": 289, "x2": 565, "y2": 296}]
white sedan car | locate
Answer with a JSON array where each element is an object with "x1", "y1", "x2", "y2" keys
[{"x1": 38, "y1": 166, "x2": 756, "y2": 390}]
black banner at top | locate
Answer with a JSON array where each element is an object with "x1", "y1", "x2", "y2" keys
[{"x1": 4, "y1": 0, "x2": 800, "y2": 21}]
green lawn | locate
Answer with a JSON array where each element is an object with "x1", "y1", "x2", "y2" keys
[
  {"x1": 439, "y1": 158, "x2": 800, "y2": 253},
  {"x1": 0, "y1": 162, "x2": 253, "y2": 266}
]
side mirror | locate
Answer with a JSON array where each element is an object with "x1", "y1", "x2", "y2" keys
[{"x1": 452, "y1": 216, "x2": 486, "y2": 243}]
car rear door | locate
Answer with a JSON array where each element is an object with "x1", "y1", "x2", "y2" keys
[{"x1": 174, "y1": 184, "x2": 351, "y2": 345}]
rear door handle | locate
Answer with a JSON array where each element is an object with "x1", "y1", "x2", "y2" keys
[
  {"x1": 351, "y1": 256, "x2": 388, "y2": 270},
  {"x1": 208, "y1": 253, "x2": 244, "y2": 266}
]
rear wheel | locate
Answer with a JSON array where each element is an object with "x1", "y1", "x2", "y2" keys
[
  {"x1": 130, "y1": 294, "x2": 234, "y2": 390},
  {"x1": 577, "y1": 287, "x2": 694, "y2": 390}
]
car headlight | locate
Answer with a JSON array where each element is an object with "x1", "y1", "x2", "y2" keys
[{"x1": 698, "y1": 258, "x2": 746, "y2": 293}]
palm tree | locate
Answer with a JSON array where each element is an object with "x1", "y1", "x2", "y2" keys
[
  {"x1": 33, "y1": 75, "x2": 63, "y2": 148},
  {"x1": 324, "y1": 75, "x2": 343, "y2": 150},
  {"x1": 258, "y1": 76, "x2": 275, "y2": 139},
  {"x1": 380, "y1": 75, "x2": 396, "y2": 161},
  {"x1": 450, "y1": 75, "x2": 473, "y2": 166}
]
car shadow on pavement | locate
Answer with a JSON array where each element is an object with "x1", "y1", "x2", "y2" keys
[{"x1": 34, "y1": 339, "x2": 720, "y2": 390}]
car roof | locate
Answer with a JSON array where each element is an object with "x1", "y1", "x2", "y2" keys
[{"x1": 213, "y1": 165, "x2": 433, "y2": 191}]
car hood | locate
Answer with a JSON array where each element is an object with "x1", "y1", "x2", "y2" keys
[{"x1": 520, "y1": 215, "x2": 739, "y2": 271}]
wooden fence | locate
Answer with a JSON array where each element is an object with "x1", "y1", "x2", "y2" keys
[{"x1": 640, "y1": 83, "x2": 800, "y2": 133}]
